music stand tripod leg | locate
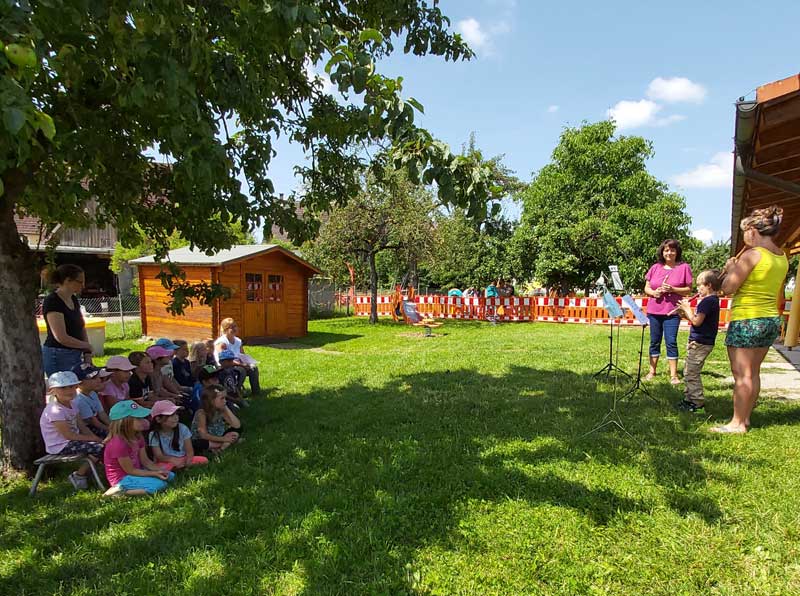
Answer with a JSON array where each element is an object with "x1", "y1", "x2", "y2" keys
[{"x1": 621, "y1": 324, "x2": 657, "y2": 402}]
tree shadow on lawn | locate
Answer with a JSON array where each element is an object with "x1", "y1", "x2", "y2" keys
[{"x1": 1, "y1": 365, "x2": 761, "y2": 595}]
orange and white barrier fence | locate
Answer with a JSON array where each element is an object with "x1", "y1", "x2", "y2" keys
[{"x1": 354, "y1": 294, "x2": 733, "y2": 328}]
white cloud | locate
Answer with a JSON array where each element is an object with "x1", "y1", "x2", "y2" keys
[
  {"x1": 646, "y1": 77, "x2": 707, "y2": 104},
  {"x1": 607, "y1": 99, "x2": 660, "y2": 129},
  {"x1": 607, "y1": 99, "x2": 686, "y2": 130},
  {"x1": 547, "y1": 105, "x2": 560, "y2": 113},
  {"x1": 671, "y1": 152, "x2": 734, "y2": 188},
  {"x1": 691, "y1": 229, "x2": 714, "y2": 244},
  {"x1": 458, "y1": 18, "x2": 489, "y2": 49}
]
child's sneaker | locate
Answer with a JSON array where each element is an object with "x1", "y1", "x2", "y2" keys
[
  {"x1": 68, "y1": 472, "x2": 89, "y2": 490},
  {"x1": 676, "y1": 399, "x2": 704, "y2": 413}
]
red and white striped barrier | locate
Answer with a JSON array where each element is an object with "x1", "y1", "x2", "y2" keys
[{"x1": 352, "y1": 293, "x2": 732, "y2": 328}]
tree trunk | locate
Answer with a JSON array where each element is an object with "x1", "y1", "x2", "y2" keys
[
  {"x1": 369, "y1": 251, "x2": 378, "y2": 324},
  {"x1": 0, "y1": 192, "x2": 46, "y2": 474}
]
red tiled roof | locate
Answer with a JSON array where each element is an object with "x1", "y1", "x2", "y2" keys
[{"x1": 14, "y1": 214, "x2": 44, "y2": 236}]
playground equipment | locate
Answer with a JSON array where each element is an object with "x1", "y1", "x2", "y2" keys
[{"x1": 400, "y1": 300, "x2": 443, "y2": 336}]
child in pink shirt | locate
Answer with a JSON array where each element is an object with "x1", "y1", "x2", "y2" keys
[
  {"x1": 103, "y1": 401, "x2": 175, "y2": 497},
  {"x1": 39, "y1": 371, "x2": 104, "y2": 490}
]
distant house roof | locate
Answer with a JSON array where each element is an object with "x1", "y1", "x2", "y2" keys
[{"x1": 130, "y1": 244, "x2": 321, "y2": 274}]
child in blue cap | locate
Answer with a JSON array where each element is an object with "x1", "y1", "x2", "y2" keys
[{"x1": 103, "y1": 400, "x2": 175, "y2": 497}]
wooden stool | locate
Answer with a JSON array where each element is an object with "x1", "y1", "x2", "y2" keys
[{"x1": 30, "y1": 454, "x2": 106, "y2": 496}]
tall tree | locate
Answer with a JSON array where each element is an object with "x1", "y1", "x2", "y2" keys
[
  {"x1": 1, "y1": 1, "x2": 495, "y2": 472},
  {"x1": 683, "y1": 238, "x2": 731, "y2": 274},
  {"x1": 513, "y1": 121, "x2": 695, "y2": 294},
  {"x1": 311, "y1": 169, "x2": 434, "y2": 323},
  {"x1": 424, "y1": 210, "x2": 516, "y2": 289}
]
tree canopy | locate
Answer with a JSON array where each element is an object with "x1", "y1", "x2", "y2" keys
[
  {"x1": 513, "y1": 121, "x2": 695, "y2": 294},
  {"x1": 306, "y1": 168, "x2": 434, "y2": 322},
  {"x1": 0, "y1": 1, "x2": 495, "y2": 471}
]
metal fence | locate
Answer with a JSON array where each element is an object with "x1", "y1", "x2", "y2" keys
[{"x1": 35, "y1": 295, "x2": 141, "y2": 318}]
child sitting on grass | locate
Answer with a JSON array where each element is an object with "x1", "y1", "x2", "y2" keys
[
  {"x1": 103, "y1": 401, "x2": 175, "y2": 497},
  {"x1": 171, "y1": 339, "x2": 194, "y2": 388},
  {"x1": 191, "y1": 364, "x2": 220, "y2": 414},
  {"x1": 39, "y1": 371, "x2": 104, "y2": 490},
  {"x1": 191, "y1": 385, "x2": 242, "y2": 453},
  {"x1": 148, "y1": 400, "x2": 208, "y2": 469},
  {"x1": 72, "y1": 363, "x2": 112, "y2": 438},
  {"x1": 127, "y1": 351, "x2": 160, "y2": 408},
  {"x1": 99, "y1": 355, "x2": 136, "y2": 409},
  {"x1": 146, "y1": 346, "x2": 186, "y2": 403},
  {"x1": 39, "y1": 371, "x2": 103, "y2": 490},
  {"x1": 188, "y1": 341, "x2": 209, "y2": 380},
  {"x1": 676, "y1": 270, "x2": 722, "y2": 413},
  {"x1": 217, "y1": 349, "x2": 247, "y2": 408}
]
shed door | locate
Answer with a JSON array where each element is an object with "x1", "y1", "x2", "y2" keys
[
  {"x1": 266, "y1": 274, "x2": 288, "y2": 336},
  {"x1": 243, "y1": 272, "x2": 266, "y2": 337}
]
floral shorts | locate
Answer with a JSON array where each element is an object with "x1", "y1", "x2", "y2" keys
[{"x1": 725, "y1": 317, "x2": 782, "y2": 349}]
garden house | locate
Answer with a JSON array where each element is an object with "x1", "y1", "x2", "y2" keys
[
  {"x1": 132, "y1": 245, "x2": 320, "y2": 342},
  {"x1": 731, "y1": 72, "x2": 800, "y2": 346}
]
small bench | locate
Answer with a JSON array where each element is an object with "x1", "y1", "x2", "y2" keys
[{"x1": 30, "y1": 454, "x2": 106, "y2": 496}]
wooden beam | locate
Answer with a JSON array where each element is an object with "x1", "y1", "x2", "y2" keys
[{"x1": 753, "y1": 138, "x2": 800, "y2": 167}]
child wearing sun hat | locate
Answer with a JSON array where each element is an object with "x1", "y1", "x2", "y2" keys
[
  {"x1": 103, "y1": 400, "x2": 175, "y2": 497},
  {"x1": 39, "y1": 371, "x2": 105, "y2": 490},
  {"x1": 72, "y1": 362, "x2": 113, "y2": 438}
]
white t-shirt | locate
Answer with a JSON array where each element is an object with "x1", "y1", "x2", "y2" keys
[{"x1": 214, "y1": 334, "x2": 242, "y2": 363}]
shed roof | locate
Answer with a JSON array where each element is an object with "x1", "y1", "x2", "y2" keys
[
  {"x1": 130, "y1": 244, "x2": 321, "y2": 274},
  {"x1": 731, "y1": 73, "x2": 800, "y2": 255}
]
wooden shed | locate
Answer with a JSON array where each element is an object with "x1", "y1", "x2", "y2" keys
[{"x1": 132, "y1": 245, "x2": 320, "y2": 342}]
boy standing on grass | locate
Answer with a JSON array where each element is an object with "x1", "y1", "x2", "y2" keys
[{"x1": 676, "y1": 270, "x2": 722, "y2": 412}]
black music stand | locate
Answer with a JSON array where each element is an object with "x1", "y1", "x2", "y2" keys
[
  {"x1": 621, "y1": 323, "x2": 655, "y2": 402},
  {"x1": 592, "y1": 273, "x2": 631, "y2": 382},
  {"x1": 593, "y1": 318, "x2": 631, "y2": 382}
]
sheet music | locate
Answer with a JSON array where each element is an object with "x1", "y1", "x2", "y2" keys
[
  {"x1": 603, "y1": 290, "x2": 624, "y2": 318},
  {"x1": 621, "y1": 294, "x2": 648, "y2": 325}
]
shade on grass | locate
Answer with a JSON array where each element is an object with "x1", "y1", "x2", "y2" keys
[{"x1": 3, "y1": 319, "x2": 800, "y2": 595}]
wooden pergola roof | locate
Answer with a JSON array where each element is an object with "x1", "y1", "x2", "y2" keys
[{"x1": 732, "y1": 74, "x2": 800, "y2": 255}]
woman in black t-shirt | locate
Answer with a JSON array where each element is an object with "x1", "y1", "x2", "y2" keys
[{"x1": 42, "y1": 264, "x2": 93, "y2": 376}]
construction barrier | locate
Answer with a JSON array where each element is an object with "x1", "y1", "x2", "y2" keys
[{"x1": 354, "y1": 294, "x2": 733, "y2": 329}]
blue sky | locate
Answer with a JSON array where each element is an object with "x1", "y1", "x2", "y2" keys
[{"x1": 266, "y1": 0, "x2": 800, "y2": 245}]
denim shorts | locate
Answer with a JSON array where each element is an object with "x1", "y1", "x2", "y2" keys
[
  {"x1": 725, "y1": 317, "x2": 781, "y2": 349},
  {"x1": 42, "y1": 345, "x2": 83, "y2": 377},
  {"x1": 117, "y1": 472, "x2": 176, "y2": 495}
]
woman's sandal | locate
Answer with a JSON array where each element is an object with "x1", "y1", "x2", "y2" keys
[
  {"x1": 644, "y1": 373, "x2": 656, "y2": 381},
  {"x1": 670, "y1": 376, "x2": 681, "y2": 386}
]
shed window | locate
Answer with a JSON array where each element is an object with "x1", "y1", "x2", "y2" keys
[
  {"x1": 268, "y1": 275, "x2": 284, "y2": 302},
  {"x1": 245, "y1": 273, "x2": 263, "y2": 302}
]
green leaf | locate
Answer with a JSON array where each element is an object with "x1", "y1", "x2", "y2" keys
[
  {"x1": 407, "y1": 97, "x2": 425, "y2": 114},
  {"x1": 352, "y1": 66, "x2": 368, "y2": 93},
  {"x1": 3, "y1": 108, "x2": 26, "y2": 135},
  {"x1": 324, "y1": 53, "x2": 348, "y2": 74},
  {"x1": 358, "y1": 29, "x2": 384, "y2": 44},
  {"x1": 289, "y1": 37, "x2": 306, "y2": 61}
]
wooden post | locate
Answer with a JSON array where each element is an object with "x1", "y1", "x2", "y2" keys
[{"x1": 785, "y1": 279, "x2": 800, "y2": 348}]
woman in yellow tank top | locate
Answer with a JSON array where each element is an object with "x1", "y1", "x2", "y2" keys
[{"x1": 713, "y1": 206, "x2": 788, "y2": 434}]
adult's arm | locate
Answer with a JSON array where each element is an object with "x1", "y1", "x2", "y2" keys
[
  {"x1": 45, "y1": 312, "x2": 93, "y2": 351},
  {"x1": 721, "y1": 249, "x2": 761, "y2": 295},
  {"x1": 644, "y1": 280, "x2": 662, "y2": 299}
]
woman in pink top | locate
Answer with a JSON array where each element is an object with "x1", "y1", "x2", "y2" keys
[{"x1": 644, "y1": 239, "x2": 693, "y2": 385}]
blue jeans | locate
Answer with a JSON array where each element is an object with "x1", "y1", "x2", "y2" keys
[
  {"x1": 42, "y1": 345, "x2": 83, "y2": 376},
  {"x1": 648, "y1": 314, "x2": 680, "y2": 359}
]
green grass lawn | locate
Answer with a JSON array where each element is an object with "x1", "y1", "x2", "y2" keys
[{"x1": 3, "y1": 319, "x2": 800, "y2": 595}]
